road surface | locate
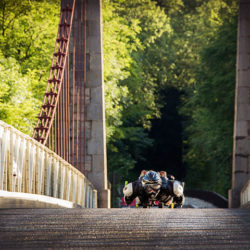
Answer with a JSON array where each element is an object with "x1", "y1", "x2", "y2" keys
[{"x1": 0, "y1": 208, "x2": 250, "y2": 249}]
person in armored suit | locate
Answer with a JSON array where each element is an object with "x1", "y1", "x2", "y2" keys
[{"x1": 123, "y1": 170, "x2": 185, "y2": 208}]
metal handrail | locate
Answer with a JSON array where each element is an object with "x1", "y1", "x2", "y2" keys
[
  {"x1": 241, "y1": 179, "x2": 250, "y2": 207},
  {"x1": 0, "y1": 120, "x2": 97, "y2": 208}
]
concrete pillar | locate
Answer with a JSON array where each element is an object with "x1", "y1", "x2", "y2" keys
[
  {"x1": 63, "y1": 0, "x2": 110, "y2": 208},
  {"x1": 229, "y1": 0, "x2": 250, "y2": 208},
  {"x1": 85, "y1": 0, "x2": 110, "y2": 208}
]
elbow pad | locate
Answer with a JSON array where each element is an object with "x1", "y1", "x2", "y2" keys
[
  {"x1": 123, "y1": 183, "x2": 133, "y2": 197},
  {"x1": 173, "y1": 181, "x2": 184, "y2": 197}
]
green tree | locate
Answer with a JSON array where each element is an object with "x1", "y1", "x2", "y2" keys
[
  {"x1": 145, "y1": 0, "x2": 238, "y2": 196},
  {"x1": 0, "y1": 0, "x2": 60, "y2": 135},
  {"x1": 0, "y1": 56, "x2": 39, "y2": 134},
  {"x1": 103, "y1": 0, "x2": 171, "y2": 181},
  {"x1": 103, "y1": 0, "x2": 172, "y2": 206},
  {"x1": 184, "y1": 17, "x2": 237, "y2": 195}
]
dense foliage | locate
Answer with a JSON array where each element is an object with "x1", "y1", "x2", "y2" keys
[
  {"x1": 0, "y1": 0, "x2": 238, "y2": 204},
  {"x1": 183, "y1": 17, "x2": 237, "y2": 195},
  {"x1": 103, "y1": 0, "x2": 238, "y2": 200},
  {"x1": 0, "y1": 0, "x2": 60, "y2": 134}
]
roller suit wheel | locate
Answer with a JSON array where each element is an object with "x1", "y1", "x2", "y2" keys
[{"x1": 158, "y1": 202, "x2": 163, "y2": 208}]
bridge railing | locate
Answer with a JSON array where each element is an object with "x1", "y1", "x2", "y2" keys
[
  {"x1": 241, "y1": 180, "x2": 250, "y2": 208},
  {"x1": 0, "y1": 120, "x2": 97, "y2": 208}
]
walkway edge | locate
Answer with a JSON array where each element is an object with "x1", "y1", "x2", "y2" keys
[{"x1": 0, "y1": 190, "x2": 80, "y2": 208}]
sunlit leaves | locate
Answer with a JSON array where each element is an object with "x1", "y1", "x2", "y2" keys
[
  {"x1": 103, "y1": 0, "x2": 171, "y2": 182},
  {"x1": 0, "y1": 57, "x2": 40, "y2": 135},
  {"x1": 182, "y1": 6, "x2": 238, "y2": 196},
  {"x1": 0, "y1": 0, "x2": 60, "y2": 135}
]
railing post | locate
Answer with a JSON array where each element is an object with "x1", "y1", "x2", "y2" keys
[
  {"x1": 72, "y1": 174, "x2": 77, "y2": 203},
  {"x1": 93, "y1": 189, "x2": 97, "y2": 208},
  {"x1": 45, "y1": 153, "x2": 52, "y2": 196},
  {"x1": 26, "y1": 141, "x2": 36, "y2": 194},
  {"x1": 86, "y1": 185, "x2": 89, "y2": 208},
  {"x1": 59, "y1": 165, "x2": 66, "y2": 199},
  {"x1": 36, "y1": 147, "x2": 45, "y2": 195},
  {"x1": 0, "y1": 126, "x2": 8, "y2": 191},
  {"x1": 9, "y1": 130, "x2": 14, "y2": 192},
  {"x1": 52, "y1": 159, "x2": 59, "y2": 198},
  {"x1": 82, "y1": 178, "x2": 86, "y2": 207},
  {"x1": 66, "y1": 169, "x2": 71, "y2": 201},
  {"x1": 77, "y1": 177, "x2": 83, "y2": 205},
  {"x1": 17, "y1": 138, "x2": 26, "y2": 193}
]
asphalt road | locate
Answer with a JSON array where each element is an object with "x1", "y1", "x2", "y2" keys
[{"x1": 0, "y1": 208, "x2": 250, "y2": 249}]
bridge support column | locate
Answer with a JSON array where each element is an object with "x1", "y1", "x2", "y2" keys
[
  {"x1": 85, "y1": 0, "x2": 110, "y2": 208},
  {"x1": 229, "y1": 0, "x2": 250, "y2": 208},
  {"x1": 64, "y1": 0, "x2": 110, "y2": 208}
]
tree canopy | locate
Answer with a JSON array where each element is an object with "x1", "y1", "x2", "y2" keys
[{"x1": 0, "y1": 0, "x2": 60, "y2": 134}]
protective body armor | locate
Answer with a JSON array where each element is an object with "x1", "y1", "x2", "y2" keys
[{"x1": 123, "y1": 170, "x2": 184, "y2": 208}]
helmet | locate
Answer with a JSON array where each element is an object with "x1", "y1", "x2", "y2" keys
[{"x1": 141, "y1": 170, "x2": 162, "y2": 195}]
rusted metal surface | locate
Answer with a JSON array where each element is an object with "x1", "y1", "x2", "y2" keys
[
  {"x1": 0, "y1": 208, "x2": 250, "y2": 249},
  {"x1": 33, "y1": 0, "x2": 88, "y2": 175},
  {"x1": 83, "y1": 0, "x2": 87, "y2": 175},
  {"x1": 33, "y1": 2, "x2": 75, "y2": 146}
]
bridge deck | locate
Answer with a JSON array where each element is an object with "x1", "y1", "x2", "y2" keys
[{"x1": 0, "y1": 208, "x2": 249, "y2": 249}]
